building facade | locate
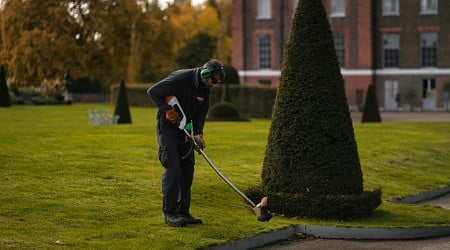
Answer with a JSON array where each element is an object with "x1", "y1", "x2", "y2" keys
[{"x1": 232, "y1": 0, "x2": 450, "y2": 111}]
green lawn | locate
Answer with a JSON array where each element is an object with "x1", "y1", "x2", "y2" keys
[{"x1": 1, "y1": 105, "x2": 449, "y2": 249}]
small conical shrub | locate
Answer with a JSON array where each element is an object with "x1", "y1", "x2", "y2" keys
[
  {"x1": 114, "y1": 80, "x2": 132, "y2": 124},
  {"x1": 0, "y1": 65, "x2": 11, "y2": 107},
  {"x1": 361, "y1": 84, "x2": 382, "y2": 122},
  {"x1": 247, "y1": 0, "x2": 381, "y2": 220}
]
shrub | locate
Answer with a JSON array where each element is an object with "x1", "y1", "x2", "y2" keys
[
  {"x1": 207, "y1": 102, "x2": 248, "y2": 121},
  {"x1": 361, "y1": 84, "x2": 382, "y2": 122},
  {"x1": 72, "y1": 77, "x2": 103, "y2": 93},
  {"x1": 6, "y1": 78, "x2": 65, "y2": 105},
  {"x1": 113, "y1": 80, "x2": 132, "y2": 124},
  {"x1": 0, "y1": 65, "x2": 11, "y2": 107}
]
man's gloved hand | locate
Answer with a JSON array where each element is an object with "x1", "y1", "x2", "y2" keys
[
  {"x1": 165, "y1": 108, "x2": 180, "y2": 124},
  {"x1": 193, "y1": 134, "x2": 205, "y2": 152}
]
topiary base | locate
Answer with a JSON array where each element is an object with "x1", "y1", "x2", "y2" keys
[{"x1": 246, "y1": 186, "x2": 381, "y2": 220}]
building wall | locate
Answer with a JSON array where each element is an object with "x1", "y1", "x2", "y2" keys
[{"x1": 232, "y1": 0, "x2": 450, "y2": 110}]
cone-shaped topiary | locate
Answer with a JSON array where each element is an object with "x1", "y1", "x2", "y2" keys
[
  {"x1": 114, "y1": 80, "x2": 132, "y2": 124},
  {"x1": 0, "y1": 65, "x2": 11, "y2": 107},
  {"x1": 250, "y1": 0, "x2": 381, "y2": 220},
  {"x1": 361, "y1": 84, "x2": 382, "y2": 123}
]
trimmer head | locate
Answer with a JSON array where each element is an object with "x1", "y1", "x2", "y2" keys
[{"x1": 252, "y1": 197, "x2": 273, "y2": 222}]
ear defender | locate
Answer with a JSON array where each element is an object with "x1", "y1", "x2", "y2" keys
[{"x1": 200, "y1": 68, "x2": 212, "y2": 79}]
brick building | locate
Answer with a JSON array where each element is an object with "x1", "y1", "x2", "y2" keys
[{"x1": 232, "y1": 0, "x2": 450, "y2": 111}]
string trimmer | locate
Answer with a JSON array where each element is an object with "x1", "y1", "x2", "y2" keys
[{"x1": 165, "y1": 96, "x2": 272, "y2": 222}]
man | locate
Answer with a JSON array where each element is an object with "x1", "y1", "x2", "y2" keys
[{"x1": 147, "y1": 59, "x2": 225, "y2": 227}]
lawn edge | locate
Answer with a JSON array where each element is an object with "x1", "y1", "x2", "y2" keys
[{"x1": 210, "y1": 186, "x2": 450, "y2": 250}]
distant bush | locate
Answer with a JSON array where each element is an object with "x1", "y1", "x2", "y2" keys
[
  {"x1": 111, "y1": 84, "x2": 277, "y2": 118},
  {"x1": 113, "y1": 80, "x2": 132, "y2": 124},
  {"x1": 207, "y1": 102, "x2": 248, "y2": 121},
  {"x1": 0, "y1": 65, "x2": 11, "y2": 107},
  {"x1": 361, "y1": 84, "x2": 381, "y2": 122},
  {"x1": 9, "y1": 79, "x2": 65, "y2": 105},
  {"x1": 72, "y1": 77, "x2": 103, "y2": 93},
  {"x1": 110, "y1": 83, "x2": 152, "y2": 106}
]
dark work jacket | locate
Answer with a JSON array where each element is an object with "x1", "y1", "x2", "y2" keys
[{"x1": 147, "y1": 68, "x2": 210, "y2": 144}]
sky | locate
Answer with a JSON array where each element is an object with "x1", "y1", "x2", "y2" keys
[
  {"x1": 163, "y1": 0, "x2": 205, "y2": 8},
  {"x1": 0, "y1": 1, "x2": 206, "y2": 9}
]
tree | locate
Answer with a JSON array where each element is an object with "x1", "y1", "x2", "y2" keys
[
  {"x1": 0, "y1": 65, "x2": 11, "y2": 107},
  {"x1": 165, "y1": 1, "x2": 220, "y2": 67},
  {"x1": 248, "y1": 0, "x2": 381, "y2": 220},
  {"x1": 211, "y1": 0, "x2": 232, "y2": 64},
  {"x1": 0, "y1": 0, "x2": 227, "y2": 88},
  {"x1": 175, "y1": 32, "x2": 217, "y2": 68},
  {"x1": 361, "y1": 84, "x2": 382, "y2": 122},
  {"x1": 0, "y1": 1, "x2": 79, "y2": 86},
  {"x1": 0, "y1": 0, "x2": 142, "y2": 87}
]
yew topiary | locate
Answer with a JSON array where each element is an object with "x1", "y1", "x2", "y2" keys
[
  {"x1": 114, "y1": 80, "x2": 132, "y2": 124},
  {"x1": 361, "y1": 84, "x2": 382, "y2": 123},
  {"x1": 248, "y1": 0, "x2": 381, "y2": 220},
  {"x1": 0, "y1": 65, "x2": 11, "y2": 107}
]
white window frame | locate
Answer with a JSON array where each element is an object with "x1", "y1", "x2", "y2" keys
[
  {"x1": 420, "y1": 0, "x2": 438, "y2": 15},
  {"x1": 258, "y1": 35, "x2": 271, "y2": 69},
  {"x1": 330, "y1": 0, "x2": 346, "y2": 18},
  {"x1": 382, "y1": 34, "x2": 400, "y2": 68},
  {"x1": 382, "y1": 0, "x2": 399, "y2": 16},
  {"x1": 422, "y1": 78, "x2": 436, "y2": 97},
  {"x1": 420, "y1": 32, "x2": 438, "y2": 68},
  {"x1": 333, "y1": 33, "x2": 345, "y2": 67},
  {"x1": 256, "y1": 0, "x2": 271, "y2": 20}
]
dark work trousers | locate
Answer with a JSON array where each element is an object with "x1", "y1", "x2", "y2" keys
[{"x1": 157, "y1": 130, "x2": 195, "y2": 215}]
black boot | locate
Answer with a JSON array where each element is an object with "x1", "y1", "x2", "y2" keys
[
  {"x1": 164, "y1": 214, "x2": 187, "y2": 227},
  {"x1": 179, "y1": 213, "x2": 203, "y2": 224}
]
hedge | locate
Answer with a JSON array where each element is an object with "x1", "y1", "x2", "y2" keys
[{"x1": 110, "y1": 84, "x2": 277, "y2": 118}]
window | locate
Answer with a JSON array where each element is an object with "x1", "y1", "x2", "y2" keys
[
  {"x1": 382, "y1": 0, "x2": 399, "y2": 16},
  {"x1": 422, "y1": 78, "x2": 436, "y2": 98},
  {"x1": 333, "y1": 33, "x2": 345, "y2": 67},
  {"x1": 421, "y1": 32, "x2": 437, "y2": 67},
  {"x1": 382, "y1": 34, "x2": 399, "y2": 68},
  {"x1": 257, "y1": 0, "x2": 271, "y2": 19},
  {"x1": 258, "y1": 35, "x2": 271, "y2": 69},
  {"x1": 330, "y1": 0, "x2": 345, "y2": 17},
  {"x1": 384, "y1": 80, "x2": 399, "y2": 110},
  {"x1": 420, "y1": 0, "x2": 438, "y2": 14}
]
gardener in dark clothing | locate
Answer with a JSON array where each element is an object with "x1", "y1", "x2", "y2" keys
[{"x1": 147, "y1": 59, "x2": 225, "y2": 227}]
